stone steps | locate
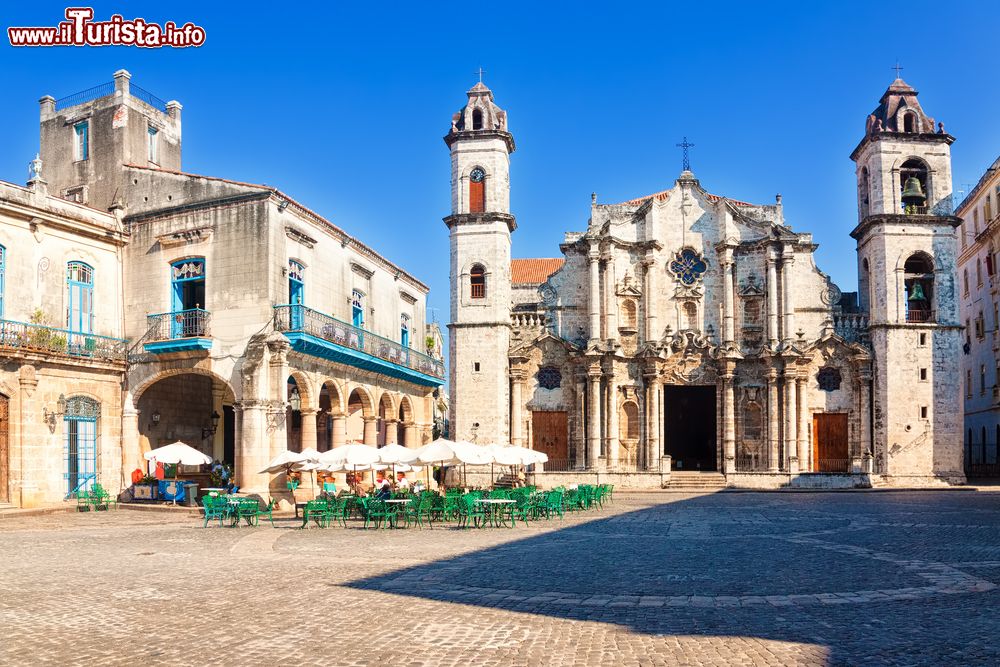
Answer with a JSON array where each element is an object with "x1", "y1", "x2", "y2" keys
[{"x1": 667, "y1": 472, "x2": 728, "y2": 489}]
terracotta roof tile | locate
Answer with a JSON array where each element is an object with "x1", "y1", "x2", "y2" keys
[{"x1": 511, "y1": 258, "x2": 564, "y2": 284}]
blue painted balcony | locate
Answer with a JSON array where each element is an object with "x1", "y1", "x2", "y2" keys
[
  {"x1": 273, "y1": 304, "x2": 445, "y2": 387},
  {"x1": 0, "y1": 319, "x2": 127, "y2": 363},
  {"x1": 143, "y1": 308, "x2": 212, "y2": 354}
]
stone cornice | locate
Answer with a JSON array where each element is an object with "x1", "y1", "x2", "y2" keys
[
  {"x1": 443, "y1": 129, "x2": 516, "y2": 153},
  {"x1": 443, "y1": 212, "x2": 517, "y2": 233},
  {"x1": 849, "y1": 131, "x2": 955, "y2": 162},
  {"x1": 850, "y1": 213, "x2": 961, "y2": 240}
]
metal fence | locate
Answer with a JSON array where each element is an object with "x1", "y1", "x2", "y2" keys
[
  {"x1": 55, "y1": 81, "x2": 114, "y2": 109},
  {"x1": 966, "y1": 442, "x2": 1000, "y2": 478},
  {"x1": 0, "y1": 318, "x2": 127, "y2": 362},
  {"x1": 130, "y1": 82, "x2": 169, "y2": 111},
  {"x1": 146, "y1": 308, "x2": 211, "y2": 340},
  {"x1": 273, "y1": 304, "x2": 445, "y2": 379}
]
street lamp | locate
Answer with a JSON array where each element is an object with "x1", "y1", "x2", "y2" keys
[{"x1": 202, "y1": 410, "x2": 221, "y2": 440}]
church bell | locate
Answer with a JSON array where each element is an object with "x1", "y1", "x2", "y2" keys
[
  {"x1": 901, "y1": 176, "x2": 927, "y2": 206},
  {"x1": 908, "y1": 282, "x2": 927, "y2": 302}
]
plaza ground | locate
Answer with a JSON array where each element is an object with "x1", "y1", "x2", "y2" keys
[{"x1": 2, "y1": 490, "x2": 999, "y2": 666}]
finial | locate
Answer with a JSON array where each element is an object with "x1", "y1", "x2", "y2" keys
[
  {"x1": 892, "y1": 60, "x2": 904, "y2": 80},
  {"x1": 28, "y1": 153, "x2": 43, "y2": 182},
  {"x1": 475, "y1": 66, "x2": 486, "y2": 84},
  {"x1": 775, "y1": 193, "x2": 782, "y2": 204},
  {"x1": 591, "y1": 192, "x2": 597, "y2": 204}
]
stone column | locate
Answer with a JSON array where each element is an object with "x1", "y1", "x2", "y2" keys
[
  {"x1": 587, "y1": 371, "x2": 601, "y2": 469},
  {"x1": 796, "y1": 376, "x2": 808, "y2": 472},
  {"x1": 332, "y1": 415, "x2": 347, "y2": 447},
  {"x1": 574, "y1": 377, "x2": 587, "y2": 469},
  {"x1": 722, "y1": 251, "x2": 736, "y2": 344},
  {"x1": 300, "y1": 408, "x2": 318, "y2": 451},
  {"x1": 511, "y1": 371, "x2": 525, "y2": 447},
  {"x1": 644, "y1": 259, "x2": 659, "y2": 343},
  {"x1": 858, "y1": 369, "x2": 873, "y2": 472},
  {"x1": 212, "y1": 385, "x2": 226, "y2": 461},
  {"x1": 644, "y1": 375, "x2": 660, "y2": 470},
  {"x1": 606, "y1": 379, "x2": 619, "y2": 468},
  {"x1": 235, "y1": 400, "x2": 269, "y2": 496},
  {"x1": 384, "y1": 419, "x2": 399, "y2": 445},
  {"x1": 362, "y1": 416, "x2": 378, "y2": 446},
  {"x1": 767, "y1": 369, "x2": 780, "y2": 472},
  {"x1": 266, "y1": 338, "x2": 290, "y2": 459},
  {"x1": 16, "y1": 367, "x2": 38, "y2": 507},
  {"x1": 588, "y1": 246, "x2": 601, "y2": 342},
  {"x1": 784, "y1": 370, "x2": 798, "y2": 473},
  {"x1": 767, "y1": 252, "x2": 779, "y2": 349},
  {"x1": 604, "y1": 254, "x2": 618, "y2": 344},
  {"x1": 722, "y1": 372, "x2": 736, "y2": 474},
  {"x1": 121, "y1": 406, "x2": 141, "y2": 476},
  {"x1": 782, "y1": 251, "x2": 796, "y2": 343},
  {"x1": 403, "y1": 423, "x2": 418, "y2": 447},
  {"x1": 655, "y1": 381, "x2": 664, "y2": 470}
]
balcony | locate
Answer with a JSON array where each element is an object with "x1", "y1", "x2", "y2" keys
[
  {"x1": 905, "y1": 309, "x2": 935, "y2": 324},
  {"x1": 274, "y1": 304, "x2": 444, "y2": 387},
  {"x1": 143, "y1": 308, "x2": 212, "y2": 354},
  {"x1": 0, "y1": 319, "x2": 126, "y2": 363}
]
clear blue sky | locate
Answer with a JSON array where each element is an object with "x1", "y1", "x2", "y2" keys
[{"x1": 2, "y1": 1, "x2": 998, "y2": 328}]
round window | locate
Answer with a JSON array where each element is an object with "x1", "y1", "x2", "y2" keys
[{"x1": 470, "y1": 167, "x2": 486, "y2": 183}]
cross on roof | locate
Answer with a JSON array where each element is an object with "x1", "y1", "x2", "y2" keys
[
  {"x1": 676, "y1": 137, "x2": 695, "y2": 172},
  {"x1": 892, "y1": 60, "x2": 904, "y2": 79},
  {"x1": 475, "y1": 67, "x2": 486, "y2": 83}
]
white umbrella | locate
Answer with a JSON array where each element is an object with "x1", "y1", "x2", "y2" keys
[
  {"x1": 144, "y1": 441, "x2": 213, "y2": 466},
  {"x1": 413, "y1": 438, "x2": 461, "y2": 465},
  {"x1": 377, "y1": 444, "x2": 419, "y2": 465},
  {"x1": 320, "y1": 444, "x2": 381, "y2": 467},
  {"x1": 298, "y1": 447, "x2": 323, "y2": 463},
  {"x1": 144, "y1": 441, "x2": 211, "y2": 504},
  {"x1": 259, "y1": 449, "x2": 309, "y2": 474},
  {"x1": 454, "y1": 441, "x2": 494, "y2": 465}
]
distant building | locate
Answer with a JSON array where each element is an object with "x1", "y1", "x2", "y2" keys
[
  {"x1": 956, "y1": 156, "x2": 1000, "y2": 476},
  {"x1": 1, "y1": 70, "x2": 443, "y2": 507},
  {"x1": 446, "y1": 77, "x2": 965, "y2": 488}
]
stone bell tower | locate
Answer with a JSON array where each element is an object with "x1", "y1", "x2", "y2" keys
[
  {"x1": 850, "y1": 76, "x2": 964, "y2": 483},
  {"x1": 444, "y1": 81, "x2": 516, "y2": 444}
]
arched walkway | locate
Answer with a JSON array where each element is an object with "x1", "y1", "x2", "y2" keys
[{"x1": 346, "y1": 386, "x2": 375, "y2": 445}]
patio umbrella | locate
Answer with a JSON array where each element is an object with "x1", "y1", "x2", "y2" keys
[
  {"x1": 320, "y1": 444, "x2": 383, "y2": 490},
  {"x1": 259, "y1": 449, "x2": 309, "y2": 474},
  {"x1": 296, "y1": 448, "x2": 323, "y2": 497},
  {"x1": 377, "y1": 443, "x2": 420, "y2": 481},
  {"x1": 414, "y1": 438, "x2": 461, "y2": 489},
  {"x1": 144, "y1": 441, "x2": 212, "y2": 504}
]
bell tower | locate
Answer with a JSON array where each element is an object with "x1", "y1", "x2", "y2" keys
[
  {"x1": 850, "y1": 76, "x2": 964, "y2": 483},
  {"x1": 444, "y1": 81, "x2": 516, "y2": 444}
]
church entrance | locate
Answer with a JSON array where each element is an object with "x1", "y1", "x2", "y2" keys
[
  {"x1": 813, "y1": 413, "x2": 849, "y2": 472},
  {"x1": 532, "y1": 411, "x2": 568, "y2": 463},
  {"x1": 663, "y1": 385, "x2": 717, "y2": 471}
]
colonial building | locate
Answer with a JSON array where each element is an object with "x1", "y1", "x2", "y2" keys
[
  {"x1": 0, "y1": 166, "x2": 128, "y2": 508},
  {"x1": 447, "y1": 77, "x2": 965, "y2": 488},
  {"x1": 2, "y1": 70, "x2": 444, "y2": 507},
  {"x1": 956, "y1": 155, "x2": 1000, "y2": 475}
]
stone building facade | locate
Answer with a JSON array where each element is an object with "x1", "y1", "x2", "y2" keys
[
  {"x1": 956, "y1": 155, "x2": 1000, "y2": 473},
  {"x1": 1, "y1": 70, "x2": 443, "y2": 507},
  {"x1": 448, "y1": 78, "x2": 965, "y2": 488},
  {"x1": 0, "y1": 169, "x2": 128, "y2": 508}
]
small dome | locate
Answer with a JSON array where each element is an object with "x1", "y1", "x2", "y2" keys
[
  {"x1": 865, "y1": 77, "x2": 938, "y2": 136},
  {"x1": 449, "y1": 80, "x2": 508, "y2": 133}
]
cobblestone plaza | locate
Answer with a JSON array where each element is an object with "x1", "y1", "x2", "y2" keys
[{"x1": 2, "y1": 490, "x2": 1000, "y2": 666}]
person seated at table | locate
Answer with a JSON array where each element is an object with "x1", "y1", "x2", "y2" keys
[
  {"x1": 374, "y1": 478, "x2": 392, "y2": 500},
  {"x1": 396, "y1": 471, "x2": 411, "y2": 491},
  {"x1": 412, "y1": 478, "x2": 426, "y2": 494},
  {"x1": 374, "y1": 470, "x2": 391, "y2": 492}
]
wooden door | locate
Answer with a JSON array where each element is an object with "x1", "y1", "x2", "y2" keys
[
  {"x1": 0, "y1": 394, "x2": 7, "y2": 503},
  {"x1": 813, "y1": 413, "x2": 849, "y2": 472},
  {"x1": 532, "y1": 411, "x2": 568, "y2": 462},
  {"x1": 469, "y1": 179, "x2": 485, "y2": 213}
]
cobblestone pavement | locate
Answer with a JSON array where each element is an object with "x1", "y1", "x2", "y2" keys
[{"x1": 2, "y1": 491, "x2": 1000, "y2": 666}]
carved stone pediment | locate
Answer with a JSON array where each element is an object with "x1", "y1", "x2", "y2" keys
[
  {"x1": 673, "y1": 283, "x2": 704, "y2": 300},
  {"x1": 616, "y1": 271, "x2": 643, "y2": 298},
  {"x1": 666, "y1": 329, "x2": 717, "y2": 358},
  {"x1": 739, "y1": 274, "x2": 765, "y2": 297}
]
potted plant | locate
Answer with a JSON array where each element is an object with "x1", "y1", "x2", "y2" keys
[{"x1": 132, "y1": 474, "x2": 159, "y2": 500}]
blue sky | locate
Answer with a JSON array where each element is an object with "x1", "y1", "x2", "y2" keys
[{"x1": 2, "y1": 1, "x2": 998, "y2": 328}]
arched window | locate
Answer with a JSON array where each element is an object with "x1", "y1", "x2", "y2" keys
[
  {"x1": 742, "y1": 402, "x2": 763, "y2": 442},
  {"x1": 469, "y1": 166, "x2": 486, "y2": 213},
  {"x1": 903, "y1": 112, "x2": 916, "y2": 133},
  {"x1": 352, "y1": 289, "x2": 365, "y2": 328},
  {"x1": 620, "y1": 401, "x2": 639, "y2": 441},
  {"x1": 64, "y1": 395, "x2": 99, "y2": 496},
  {"x1": 900, "y1": 158, "x2": 930, "y2": 213},
  {"x1": 683, "y1": 301, "x2": 698, "y2": 330},
  {"x1": 964, "y1": 269, "x2": 970, "y2": 295},
  {"x1": 0, "y1": 245, "x2": 5, "y2": 318},
  {"x1": 860, "y1": 258, "x2": 871, "y2": 311},
  {"x1": 400, "y1": 313, "x2": 410, "y2": 348},
  {"x1": 859, "y1": 167, "x2": 870, "y2": 218},
  {"x1": 470, "y1": 264, "x2": 486, "y2": 299},
  {"x1": 66, "y1": 261, "x2": 94, "y2": 334},
  {"x1": 472, "y1": 108, "x2": 483, "y2": 130},
  {"x1": 904, "y1": 253, "x2": 934, "y2": 323}
]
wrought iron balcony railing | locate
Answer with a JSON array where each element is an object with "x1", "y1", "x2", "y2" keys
[
  {"x1": 146, "y1": 308, "x2": 211, "y2": 340},
  {"x1": 274, "y1": 304, "x2": 445, "y2": 380},
  {"x1": 0, "y1": 319, "x2": 127, "y2": 362}
]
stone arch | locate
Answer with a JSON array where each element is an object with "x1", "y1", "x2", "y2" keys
[
  {"x1": 131, "y1": 367, "x2": 237, "y2": 407},
  {"x1": 286, "y1": 370, "x2": 315, "y2": 410},
  {"x1": 318, "y1": 378, "x2": 345, "y2": 416},
  {"x1": 398, "y1": 394, "x2": 415, "y2": 423},
  {"x1": 346, "y1": 384, "x2": 375, "y2": 418}
]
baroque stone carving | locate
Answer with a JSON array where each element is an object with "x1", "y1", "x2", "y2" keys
[
  {"x1": 536, "y1": 367, "x2": 562, "y2": 390},
  {"x1": 817, "y1": 366, "x2": 842, "y2": 391}
]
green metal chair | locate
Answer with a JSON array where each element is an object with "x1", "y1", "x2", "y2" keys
[{"x1": 201, "y1": 495, "x2": 229, "y2": 527}]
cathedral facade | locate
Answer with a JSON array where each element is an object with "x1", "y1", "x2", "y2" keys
[{"x1": 447, "y1": 78, "x2": 965, "y2": 488}]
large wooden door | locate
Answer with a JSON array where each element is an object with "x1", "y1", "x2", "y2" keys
[
  {"x1": 532, "y1": 411, "x2": 568, "y2": 462},
  {"x1": 0, "y1": 395, "x2": 7, "y2": 503},
  {"x1": 813, "y1": 413, "x2": 849, "y2": 472}
]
